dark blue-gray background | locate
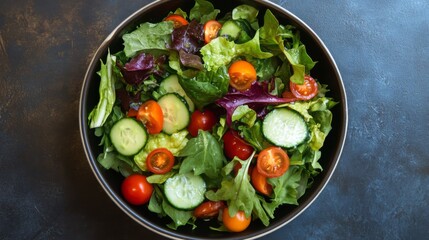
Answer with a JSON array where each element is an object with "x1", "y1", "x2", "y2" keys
[{"x1": 0, "y1": 0, "x2": 427, "y2": 239}]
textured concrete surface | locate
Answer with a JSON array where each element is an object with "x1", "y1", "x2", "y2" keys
[{"x1": 0, "y1": 0, "x2": 428, "y2": 239}]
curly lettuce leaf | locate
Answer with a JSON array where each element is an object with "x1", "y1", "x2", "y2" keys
[
  {"x1": 88, "y1": 51, "x2": 117, "y2": 128},
  {"x1": 232, "y1": 5, "x2": 258, "y2": 23},
  {"x1": 122, "y1": 21, "x2": 174, "y2": 58},
  {"x1": 134, "y1": 130, "x2": 189, "y2": 171},
  {"x1": 190, "y1": 0, "x2": 220, "y2": 23}
]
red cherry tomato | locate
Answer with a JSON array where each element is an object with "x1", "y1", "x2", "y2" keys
[
  {"x1": 289, "y1": 75, "x2": 318, "y2": 100},
  {"x1": 222, "y1": 208, "x2": 251, "y2": 232},
  {"x1": 222, "y1": 130, "x2": 254, "y2": 160},
  {"x1": 193, "y1": 201, "x2": 225, "y2": 219},
  {"x1": 204, "y1": 20, "x2": 222, "y2": 43},
  {"x1": 121, "y1": 174, "x2": 153, "y2": 205},
  {"x1": 257, "y1": 147, "x2": 290, "y2": 178},
  {"x1": 188, "y1": 109, "x2": 217, "y2": 137},
  {"x1": 146, "y1": 148, "x2": 175, "y2": 174},
  {"x1": 164, "y1": 14, "x2": 188, "y2": 28},
  {"x1": 251, "y1": 167, "x2": 273, "y2": 196},
  {"x1": 136, "y1": 100, "x2": 164, "y2": 134}
]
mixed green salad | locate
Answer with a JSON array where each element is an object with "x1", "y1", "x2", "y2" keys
[{"x1": 88, "y1": 0, "x2": 337, "y2": 232}]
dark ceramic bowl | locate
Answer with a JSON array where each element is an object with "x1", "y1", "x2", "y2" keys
[{"x1": 79, "y1": 0, "x2": 348, "y2": 239}]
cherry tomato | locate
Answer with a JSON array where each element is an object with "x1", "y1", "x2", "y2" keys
[
  {"x1": 204, "y1": 20, "x2": 222, "y2": 43},
  {"x1": 193, "y1": 201, "x2": 225, "y2": 219},
  {"x1": 164, "y1": 14, "x2": 188, "y2": 28},
  {"x1": 188, "y1": 109, "x2": 217, "y2": 137},
  {"x1": 289, "y1": 75, "x2": 318, "y2": 100},
  {"x1": 136, "y1": 100, "x2": 164, "y2": 134},
  {"x1": 222, "y1": 208, "x2": 251, "y2": 232},
  {"x1": 121, "y1": 174, "x2": 153, "y2": 205},
  {"x1": 257, "y1": 147, "x2": 290, "y2": 178},
  {"x1": 146, "y1": 148, "x2": 175, "y2": 174},
  {"x1": 127, "y1": 108, "x2": 138, "y2": 117},
  {"x1": 222, "y1": 130, "x2": 254, "y2": 160},
  {"x1": 228, "y1": 60, "x2": 257, "y2": 91},
  {"x1": 251, "y1": 167, "x2": 273, "y2": 196},
  {"x1": 281, "y1": 90, "x2": 298, "y2": 101}
]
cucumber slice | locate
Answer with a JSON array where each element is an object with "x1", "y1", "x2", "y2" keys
[
  {"x1": 110, "y1": 118, "x2": 147, "y2": 156},
  {"x1": 164, "y1": 173, "x2": 206, "y2": 210},
  {"x1": 158, "y1": 93, "x2": 190, "y2": 135},
  {"x1": 219, "y1": 20, "x2": 242, "y2": 41},
  {"x1": 159, "y1": 75, "x2": 195, "y2": 112},
  {"x1": 262, "y1": 108, "x2": 309, "y2": 148}
]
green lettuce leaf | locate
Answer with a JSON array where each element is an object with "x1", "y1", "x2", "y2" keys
[
  {"x1": 239, "y1": 121, "x2": 266, "y2": 151},
  {"x1": 178, "y1": 66, "x2": 230, "y2": 109},
  {"x1": 232, "y1": 105, "x2": 257, "y2": 127},
  {"x1": 178, "y1": 130, "x2": 226, "y2": 179},
  {"x1": 122, "y1": 21, "x2": 174, "y2": 58},
  {"x1": 232, "y1": 5, "x2": 259, "y2": 23},
  {"x1": 134, "y1": 130, "x2": 189, "y2": 171},
  {"x1": 190, "y1": 0, "x2": 220, "y2": 23},
  {"x1": 88, "y1": 51, "x2": 117, "y2": 128}
]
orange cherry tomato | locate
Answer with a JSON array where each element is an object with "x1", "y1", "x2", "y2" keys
[
  {"x1": 222, "y1": 208, "x2": 251, "y2": 232},
  {"x1": 136, "y1": 100, "x2": 164, "y2": 134},
  {"x1": 164, "y1": 14, "x2": 188, "y2": 28},
  {"x1": 228, "y1": 60, "x2": 257, "y2": 91},
  {"x1": 289, "y1": 75, "x2": 318, "y2": 100},
  {"x1": 251, "y1": 167, "x2": 273, "y2": 196},
  {"x1": 204, "y1": 20, "x2": 222, "y2": 43},
  {"x1": 146, "y1": 148, "x2": 175, "y2": 174},
  {"x1": 121, "y1": 174, "x2": 153, "y2": 205},
  {"x1": 127, "y1": 108, "x2": 138, "y2": 117},
  {"x1": 257, "y1": 147, "x2": 290, "y2": 178},
  {"x1": 193, "y1": 201, "x2": 225, "y2": 219}
]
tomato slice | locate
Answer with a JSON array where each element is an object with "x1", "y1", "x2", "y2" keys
[
  {"x1": 222, "y1": 208, "x2": 251, "y2": 232},
  {"x1": 257, "y1": 147, "x2": 290, "y2": 178},
  {"x1": 228, "y1": 60, "x2": 257, "y2": 91},
  {"x1": 164, "y1": 14, "x2": 188, "y2": 28},
  {"x1": 204, "y1": 20, "x2": 222, "y2": 43},
  {"x1": 251, "y1": 167, "x2": 273, "y2": 196},
  {"x1": 289, "y1": 75, "x2": 318, "y2": 100},
  {"x1": 193, "y1": 201, "x2": 225, "y2": 219},
  {"x1": 146, "y1": 148, "x2": 175, "y2": 174},
  {"x1": 136, "y1": 100, "x2": 164, "y2": 134}
]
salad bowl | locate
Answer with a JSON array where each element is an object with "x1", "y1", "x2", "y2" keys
[{"x1": 79, "y1": 0, "x2": 347, "y2": 239}]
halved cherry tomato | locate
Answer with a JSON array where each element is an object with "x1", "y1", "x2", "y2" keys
[
  {"x1": 257, "y1": 147, "x2": 290, "y2": 178},
  {"x1": 146, "y1": 148, "x2": 175, "y2": 174},
  {"x1": 222, "y1": 130, "x2": 254, "y2": 160},
  {"x1": 251, "y1": 167, "x2": 273, "y2": 196},
  {"x1": 164, "y1": 14, "x2": 188, "y2": 28},
  {"x1": 289, "y1": 75, "x2": 318, "y2": 100},
  {"x1": 222, "y1": 208, "x2": 251, "y2": 232},
  {"x1": 121, "y1": 174, "x2": 153, "y2": 205},
  {"x1": 136, "y1": 100, "x2": 164, "y2": 134},
  {"x1": 188, "y1": 109, "x2": 217, "y2": 137},
  {"x1": 228, "y1": 60, "x2": 257, "y2": 91},
  {"x1": 204, "y1": 20, "x2": 222, "y2": 44},
  {"x1": 193, "y1": 201, "x2": 225, "y2": 219}
]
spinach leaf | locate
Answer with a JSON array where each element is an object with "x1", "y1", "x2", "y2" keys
[
  {"x1": 122, "y1": 21, "x2": 174, "y2": 58},
  {"x1": 178, "y1": 130, "x2": 226, "y2": 179}
]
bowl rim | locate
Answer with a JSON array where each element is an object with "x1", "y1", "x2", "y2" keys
[{"x1": 79, "y1": 0, "x2": 348, "y2": 239}]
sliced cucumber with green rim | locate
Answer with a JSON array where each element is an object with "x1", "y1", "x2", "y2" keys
[
  {"x1": 164, "y1": 173, "x2": 206, "y2": 210},
  {"x1": 110, "y1": 118, "x2": 147, "y2": 156},
  {"x1": 219, "y1": 20, "x2": 242, "y2": 41},
  {"x1": 262, "y1": 108, "x2": 309, "y2": 148},
  {"x1": 157, "y1": 93, "x2": 190, "y2": 135},
  {"x1": 159, "y1": 75, "x2": 195, "y2": 112}
]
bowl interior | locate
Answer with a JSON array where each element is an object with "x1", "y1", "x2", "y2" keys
[{"x1": 80, "y1": 0, "x2": 347, "y2": 239}]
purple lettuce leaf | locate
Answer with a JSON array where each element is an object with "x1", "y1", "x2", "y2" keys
[
  {"x1": 215, "y1": 82, "x2": 297, "y2": 126},
  {"x1": 117, "y1": 53, "x2": 167, "y2": 85},
  {"x1": 179, "y1": 49, "x2": 204, "y2": 70},
  {"x1": 169, "y1": 20, "x2": 204, "y2": 54}
]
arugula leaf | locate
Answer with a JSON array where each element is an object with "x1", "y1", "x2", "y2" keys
[
  {"x1": 122, "y1": 21, "x2": 174, "y2": 58},
  {"x1": 163, "y1": 199, "x2": 195, "y2": 230},
  {"x1": 205, "y1": 153, "x2": 256, "y2": 218},
  {"x1": 88, "y1": 51, "x2": 117, "y2": 128},
  {"x1": 190, "y1": 0, "x2": 220, "y2": 23},
  {"x1": 178, "y1": 130, "x2": 226, "y2": 179},
  {"x1": 178, "y1": 66, "x2": 229, "y2": 109},
  {"x1": 239, "y1": 120, "x2": 265, "y2": 151}
]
